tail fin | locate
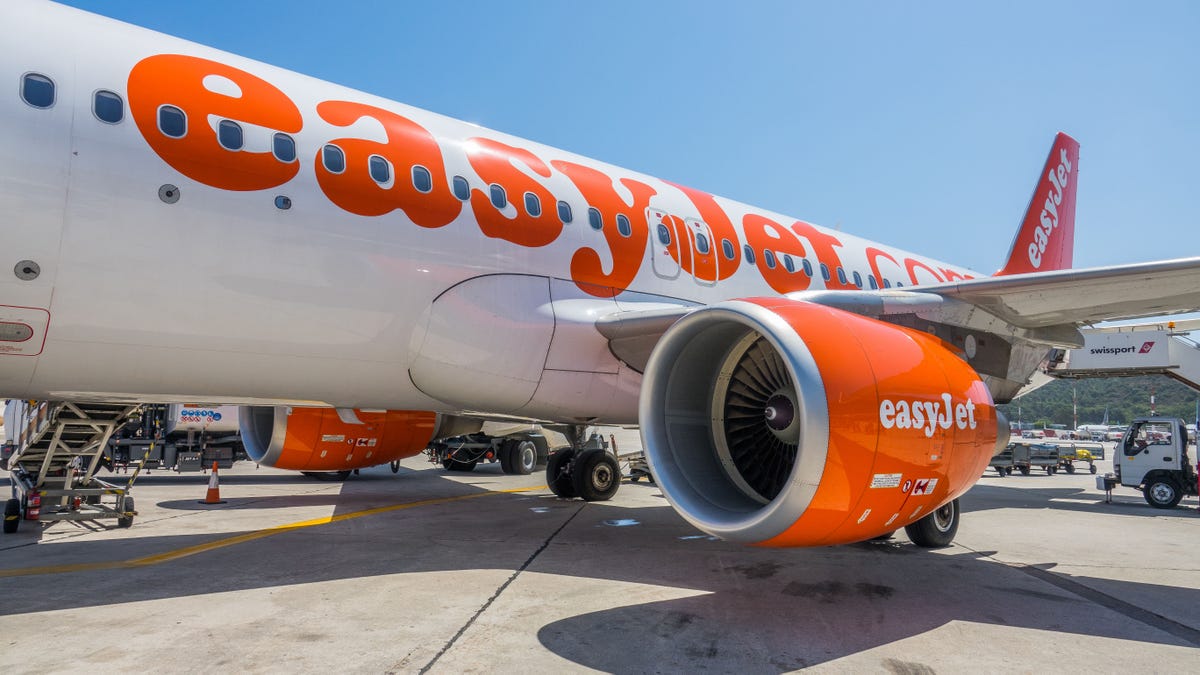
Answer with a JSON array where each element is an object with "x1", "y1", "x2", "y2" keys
[{"x1": 996, "y1": 132, "x2": 1080, "y2": 276}]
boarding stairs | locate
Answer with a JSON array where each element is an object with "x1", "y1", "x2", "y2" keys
[{"x1": 3, "y1": 401, "x2": 144, "y2": 533}]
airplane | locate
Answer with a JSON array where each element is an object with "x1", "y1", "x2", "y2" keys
[{"x1": 3, "y1": 0, "x2": 1200, "y2": 547}]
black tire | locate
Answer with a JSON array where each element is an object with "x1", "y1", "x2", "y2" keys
[
  {"x1": 995, "y1": 467, "x2": 1007, "y2": 477},
  {"x1": 1089, "y1": 464, "x2": 1097, "y2": 474},
  {"x1": 498, "y1": 440, "x2": 515, "y2": 474},
  {"x1": 546, "y1": 448, "x2": 577, "y2": 499},
  {"x1": 510, "y1": 440, "x2": 538, "y2": 476},
  {"x1": 1143, "y1": 478, "x2": 1183, "y2": 509},
  {"x1": 1044, "y1": 466, "x2": 1054, "y2": 475},
  {"x1": 1064, "y1": 463, "x2": 1076, "y2": 474},
  {"x1": 1018, "y1": 466, "x2": 1030, "y2": 476},
  {"x1": 117, "y1": 497, "x2": 134, "y2": 528},
  {"x1": 904, "y1": 499, "x2": 959, "y2": 548},
  {"x1": 390, "y1": 460, "x2": 400, "y2": 474},
  {"x1": 442, "y1": 459, "x2": 478, "y2": 472},
  {"x1": 3, "y1": 498, "x2": 20, "y2": 534},
  {"x1": 571, "y1": 448, "x2": 620, "y2": 502}
]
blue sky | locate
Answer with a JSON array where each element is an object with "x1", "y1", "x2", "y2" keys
[{"x1": 58, "y1": 0, "x2": 1199, "y2": 273}]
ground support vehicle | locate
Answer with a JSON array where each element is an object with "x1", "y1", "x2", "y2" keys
[
  {"x1": 4, "y1": 401, "x2": 144, "y2": 533},
  {"x1": 990, "y1": 444, "x2": 1016, "y2": 476},
  {"x1": 1107, "y1": 417, "x2": 1198, "y2": 509},
  {"x1": 1005, "y1": 441, "x2": 1062, "y2": 475},
  {"x1": 427, "y1": 432, "x2": 550, "y2": 475},
  {"x1": 1052, "y1": 441, "x2": 1103, "y2": 474}
]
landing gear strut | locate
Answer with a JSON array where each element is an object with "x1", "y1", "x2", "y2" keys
[{"x1": 545, "y1": 426, "x2": 620, "y2": 502}]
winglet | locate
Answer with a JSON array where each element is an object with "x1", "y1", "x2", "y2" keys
[{"x1": 996, "y1": 133, "x2": 1080, "y2": 276}]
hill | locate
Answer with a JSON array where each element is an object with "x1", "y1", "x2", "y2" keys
[{"x1": 996, "y1": 375, "x2": 1200, "y2": 428}]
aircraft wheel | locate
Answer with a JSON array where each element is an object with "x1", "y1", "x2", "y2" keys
[
  {"x1": 3, "y1": 498, "x2": 20, "y2": 534},
  {"x1": 904, "y1": 499, "x2": 959, "y2": 548},
  {"x1": 546, "y1": 448, "x2": 577, "y2": 499},
  {"x1": 510, "y1": 440, "x2": 538, "y2": 475},
  {"x1": 1144, "y1": 478, "x2": 1182, "y2": 509},
  {"x1": 117, "y1": 497, "x2": 134, "y2": 529},
  {"x1": 571, "y1": 448, "x2": 620, "y2": 502},
  {"x1": 1064, "y1": 463, "x2": 1076, "y2": 474}
]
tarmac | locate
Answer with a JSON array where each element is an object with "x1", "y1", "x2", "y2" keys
[{"x1": 2, "y1": 434, "x2": 1198, "y2": 673}]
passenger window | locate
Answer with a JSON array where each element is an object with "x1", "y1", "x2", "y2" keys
[
  {"x1": 158, "y1": 105, "x2": 186, "y2": 138},
  {"x1": 322, "y1": 144, "x2": 345, "y2": 173},
  {"x1": 217, "y1": 120, "x2": 243, "y2": 150},
  {"x1": 783, "y1": 254, "x2": 795, "y2": 273},
  {"x1": 853, "y1": 271, "x2": 863, "y2": 288},
  {"x1": 412, "y1": 165, "x2": 433, "y2": 193},
  {"x1": 93, "y1": 90, "x2": 123, "y2": 123},
  {"x1": 588, "y1": 207, "x2": 603, "y2": 230},
  {"x1": 837, "y1": 267, "x2": 848, "y2": 285},
  {"x1": 895, "y1": 281, "x2": 904, "y2": 288},
  {"x1": 557, "y1": 201, "x2": 573, "y2": 223},
  {"x1": 764, "y1": 250, "x2": 777, "y2": 269},
  {"x1": 802, "y1": 259, "x2": 813, "y2": 277},
  {"x1": 20, "y1": 73, "x2": 55, "y2": 109},
  {"x1": 868, "y1": 275, "x2": 879, "y2": 290},
  {"x1": 273, "y1": 133, "x2": 296, "y2": 163},
  {"x1": 820, "y1": 263, "x2": 830, "y2": 281},
  {"x1": 489, "y1": 183, "x2": 507, "y2": 209},
  {"x1": 617, "y1": 214, "x2": 632, "y2": 237},
  {"x1": 452, "y1": 175, "x2": 470, "y2": 201},
  {"x1": 721, "y1": 239, "x2": 735, "y2": 260},
  {"x1": 743, "y1": 245, "x2": 756, "y2": 265},
  {"x1": 525, "y1": 192, "x2": 542, "y2": 217},
  {"x1": 695, "y1": 232, "x2": 710, "y2": 254},
  {"x1": 656, "y1": 223, "x2": 672, "y2": 246},
  {"x1": 883, "y1": 278, "x2": 892, "y2": 289},
  {"x1": 369, "y1": 155, "x2": 391, "y2": 184}
]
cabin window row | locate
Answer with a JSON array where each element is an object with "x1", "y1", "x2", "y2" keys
[
  {"x1": 19, "y1": 74, "x2": 912, "y2": 288},
  {"x1": 21, "y1": 72, "x2": 125, "y2": 124}
]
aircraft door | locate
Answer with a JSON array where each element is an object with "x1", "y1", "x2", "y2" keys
[
  {"x1": 685, "y1": 218, "x2": 718, "y2": 287},
  {"x1": 647, "y1": 208, "x2": 681, "y2": 279}
]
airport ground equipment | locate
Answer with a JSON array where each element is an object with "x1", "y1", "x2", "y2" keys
[
  {"x1": 4, "y1": 401, "x2": 143, "y2": 533},
  {"x1": 110, "y1": 404, "x2": 243, "y2": 473},
  {"x1": 990, "y1": 444, "x2": 1016, "y2": 477},
  {"x1": 1050, "y1": 441, "x2": 1103, "y2": 474},
  {"x1": 1002, "y1": 441, "x2": 1062, "y2": 476},
  {"x1": 1045, "y1": 319, "x2": 1200, "y2": 389},
  {"x1": 1104, "y1": 417, "x2": 1198, "y2": 509},
  {"x1": 427, "y1": 432, "x2": 550, "y2": 475}
]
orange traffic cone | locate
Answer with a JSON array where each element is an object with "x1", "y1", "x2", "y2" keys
[{"x1": 199, "y1": 461, "x2": 227, "y2": 504}]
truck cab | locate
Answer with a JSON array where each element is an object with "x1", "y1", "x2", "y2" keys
[{"x1": 1115, "y1": 417, "x2": 1198, "y2": 508}]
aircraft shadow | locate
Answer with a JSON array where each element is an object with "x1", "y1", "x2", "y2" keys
[{"x1": 1, "y1": 470, "x2": 1196, "y2": 669}]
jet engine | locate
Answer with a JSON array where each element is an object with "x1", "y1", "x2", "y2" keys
[
  {"x1": 639, "y1": 298, "x2": 1007, "y2": 546},
  {"x1": 240, "y1": 407, "x2": 439, "y2": 471}
]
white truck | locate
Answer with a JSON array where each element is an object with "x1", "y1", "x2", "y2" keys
[{"x1": 1107, "y1": 417, "x2": 1198, "y2": 508}]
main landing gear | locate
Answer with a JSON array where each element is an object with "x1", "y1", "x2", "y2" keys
[
  {"x1": 904, "y1": 499, "x2": 960, "y2": 548},
  {"x1": 545, "y1": 426, "x2": 620, "y2": 502}
]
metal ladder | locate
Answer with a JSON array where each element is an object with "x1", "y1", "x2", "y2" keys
[{"x1": 4, "y1": 401, "x2": 144, "y2": 532}]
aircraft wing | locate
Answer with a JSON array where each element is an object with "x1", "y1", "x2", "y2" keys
[
  {"x1": 919, "y1": 256, "x2": 1200, "y2": 328},
  {"x1": 595, "y1": 257, "x2": 1200, "y2": 371}
]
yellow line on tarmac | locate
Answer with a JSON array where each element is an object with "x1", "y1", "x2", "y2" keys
[{"x1": 0, "y1": 486, "x2": 544, "y2": 578}]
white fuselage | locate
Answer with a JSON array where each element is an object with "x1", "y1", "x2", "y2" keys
[{"x1": 0, "y1": 1, "x2": 977, "y2": 423}]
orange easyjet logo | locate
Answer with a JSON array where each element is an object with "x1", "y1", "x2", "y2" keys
[{"x1": 127, "y1": 54, "x2": 973, "y2": 296}]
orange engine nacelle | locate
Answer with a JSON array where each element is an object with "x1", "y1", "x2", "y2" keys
[
  {"x1": 639, "y1": 298, "x2": 1008, "y2": 547},
  {"x1": 239, "y1": 407, "x2": 437, "y2": 471}
]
